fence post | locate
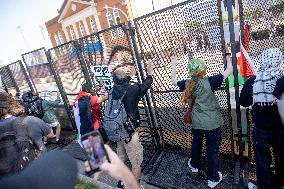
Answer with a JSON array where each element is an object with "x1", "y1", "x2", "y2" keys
[
  {"x1": 127, "y1": 21, "x2": 162, "y2": 148},
  {"x1": 18, "y1": 60, "x2": 34, "y2": 92},
  {"x1": 46, "y1": 50, "x2": 77, "y2": 131},
  {"x1": 226, "y1": 0, "x2": 242, "y2": 187},
  {"x1": 6, "y1": 66, "x2": 20, "y2": 93},
  {"x1": 73, "y1": 40, "x2": 94, "y2": 86}
]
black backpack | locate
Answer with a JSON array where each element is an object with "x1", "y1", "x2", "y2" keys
[
  {"x1": 77, "y1": 96, "x2": 94, "y2": 136},
  {"x1": 22, "y1": 93, "x2": 44, "y2": 119},
  {"x1": 0, "y1": 117, "x2": 37, "y2": 176}
]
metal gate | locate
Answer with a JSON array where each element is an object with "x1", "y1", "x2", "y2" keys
[{"x1": 134, "y1": 0, "x2": 233, "y2": 155}]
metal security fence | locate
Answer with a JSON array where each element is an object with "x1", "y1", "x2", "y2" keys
[
  {"x1": 0, "y1": 66, "x2": 19, "y2": 95},
  {"x1": 7, "y1": 61, "x2": 32, "y2": 93},
  {"x1": 0, "y1": 0, "x2": 262, "y2": 187},
  {"x1": 134, "y1": 0, "x2": 233, "y2": 155},
  {"x1": 48, "y1": 42, "x2": 89, "y2": 104},
  {"x1": 22, "y1": 48, "x2": 57, "y2": 93},
  {"x1": 78, "y1": 25, "x2": 159, "y2": 162}
]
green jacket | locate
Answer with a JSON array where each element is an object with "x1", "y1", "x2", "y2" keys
[
  {"x1": 42, "y1": 96, "x2": 61, "y2": 124},
  {"x1": 188, "y1": 78, "x2": 223, "y2": 130}
]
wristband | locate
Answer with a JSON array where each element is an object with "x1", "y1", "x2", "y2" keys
[{"x1": 226, "y1": 53, "x2": 231, "y2": 56}]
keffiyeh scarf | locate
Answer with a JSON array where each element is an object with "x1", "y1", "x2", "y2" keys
[{"x1": 253, "y1": 48, "x2": 284, "y2": 106}]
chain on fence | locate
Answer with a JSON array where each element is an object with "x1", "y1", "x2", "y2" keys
[{"x1": 134, "y1": 0, "x2": 233, "y2": 155}]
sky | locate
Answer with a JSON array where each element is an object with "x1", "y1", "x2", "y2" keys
[{"x1": 0, "y1": 0, "x2": 64, "y2": 66}]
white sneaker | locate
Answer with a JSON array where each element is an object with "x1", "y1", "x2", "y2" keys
[
  {"x1": 248, "y1": 182, "x2": 257, "y2": 189},
  {"x1": 208, "y1": 172, "x2": 223, "y2": 188},
  {"x1": 188, "y1": 158, "x2": 198, "y2": 173}
]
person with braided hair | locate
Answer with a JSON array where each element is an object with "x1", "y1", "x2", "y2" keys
[{"x1": 171, "y1": 46, "x2": 232, "y2": 188}]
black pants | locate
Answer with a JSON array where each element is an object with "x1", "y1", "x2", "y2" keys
[
  {"x1": 253, "y1": 126, "x2": 284, "y2": 189},
  {"x1": 191, "y1": 127, "x2": 221, "y2": 181}
]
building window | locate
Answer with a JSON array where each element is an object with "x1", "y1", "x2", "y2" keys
[
  {"x1": 79, "y1": 24, "x2": 85, "y2": 36},
  {"x1": 70, "y1": 26, "x2": 76, "y2": 40},
  {"x1": 54, "y1": 33, "x2": 60, "y2": 46},
  {"x1": 113, "y1": 8, "x2": 121, "y2": 24},
  {"x1": 107, "y1": 12, "x2": 114, "y2": 27},
  {"x1": 58, "y1": 32, "x2": 64, "y2": 44},
  {"x1": 90, "y1": 19, "x2": 96, "y2": 33}
]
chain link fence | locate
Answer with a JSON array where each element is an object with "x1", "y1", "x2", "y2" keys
[{"x1": 134, "y1": 0, "x2": 233, "y2": 155}]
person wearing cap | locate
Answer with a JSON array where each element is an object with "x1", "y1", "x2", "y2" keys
[
  {"x1": 42, "y1": 91, "x2": 61, "y2": 142},
  {"x1": 240, "y1": 48, "x2": 284, "y2": 189},
  {"x1": 171, "y1": 45, "x2": 232, "y2": 188},
  {"x1": 73, "y1": 83, "x2": 108, "y2": 142}
]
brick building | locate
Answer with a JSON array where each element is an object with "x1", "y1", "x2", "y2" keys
[{"x1": 45, "y1": 0, "x2": 129, "y2": 47}]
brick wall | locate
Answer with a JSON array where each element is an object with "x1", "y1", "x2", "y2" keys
[{"x1": 45, "y1": 0, "x2": 130, "y2": 48}]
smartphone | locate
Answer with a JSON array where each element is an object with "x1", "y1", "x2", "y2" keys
[{"x1": 81, "y1": 131, "x2": 109, "y2": 173}]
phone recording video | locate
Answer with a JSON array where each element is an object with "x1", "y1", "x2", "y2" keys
[{"x1": 81, "y1": 131, "x2": 109, "y2": 172}]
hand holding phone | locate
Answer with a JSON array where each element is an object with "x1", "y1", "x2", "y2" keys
[
  {"x1": 81, "y1": 131, "x2": 109, "y2": 173},
  {"x1": 85, "y1": 145, "x2": 141, "y2": 189}
]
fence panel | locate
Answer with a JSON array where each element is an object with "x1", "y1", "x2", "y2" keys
[
  {"x1": 0, "y1": 66, "x2": 19, "y2": 95},
  {"x1": 134, "y1": 0, "x2": 233, "y2": 155},
  {"x1": 22, "y1": 47, "x2": 73, "y2": 129},
  {"x1": 48, "y1": 42, "x2": 87, "y2": 104},
  {"x1": 22, "y1": 48, "x2": 57, "y2": 92},
  {"x1": 8, "y1": 61, "x2": 32, "y2": 93},
  {"x1": 78, "y1": 25, "x2": 158, "y2": 165}
]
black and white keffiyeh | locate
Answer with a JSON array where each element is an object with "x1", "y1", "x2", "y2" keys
[{"x1": 253, "y1": 48, "x2": 284, "y2": 106}]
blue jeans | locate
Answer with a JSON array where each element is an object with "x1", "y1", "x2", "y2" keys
[
  {"x1": 190, "y1": 127, "x2": 221, "y2": 181},
  {"x1": 253, "y1": 126, "x2": 284, "y2": 189}
]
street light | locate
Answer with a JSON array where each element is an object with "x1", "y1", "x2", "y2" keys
[
  {"x1": 17, "y1": 26, "x2": 30, "y2": 51},
  {"x1": 39, "y1": 25, "x2": 48, "y2": 47},
  {"x1": 103, "y1": 5, "x2": 129, "y2": 21}
]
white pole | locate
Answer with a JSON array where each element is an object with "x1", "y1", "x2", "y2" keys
[{"x1": 17, "y1": 26, "x2": 30, "y2": 51}]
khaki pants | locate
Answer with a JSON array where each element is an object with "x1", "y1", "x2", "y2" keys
[{"x1": 117, "y1": 132, "x2": 143, "y2": 169}]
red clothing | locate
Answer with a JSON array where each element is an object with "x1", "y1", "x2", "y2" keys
[
  {"x1": 90, "y1": 96, "x2": 102, "y2": 130},
  {"x1": 74, "y1": 91, "x2": 102, "y2": 130}
]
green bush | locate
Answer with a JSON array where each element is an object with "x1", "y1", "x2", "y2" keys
[{"x1": 75, "y1": 179, "x2": 98, "y2": 189}]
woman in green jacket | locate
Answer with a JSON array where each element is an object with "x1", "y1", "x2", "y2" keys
[{"x1": 171, "y1": 47, "x2": 232, "y2": 188}]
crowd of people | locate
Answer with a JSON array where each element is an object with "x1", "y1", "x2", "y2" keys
[{"x1": 0, "y1": 44, "x2": 283, "y2": 189}]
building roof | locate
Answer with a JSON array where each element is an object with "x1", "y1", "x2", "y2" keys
[{"x1": 45, "y1": 0, "x2": 94, "y2": 26}]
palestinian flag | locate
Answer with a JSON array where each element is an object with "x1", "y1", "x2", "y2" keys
[{"x1": 229, "y1": 23, "x2": 257, "y2": 87}]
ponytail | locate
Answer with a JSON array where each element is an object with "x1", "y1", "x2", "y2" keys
[{"x1": 180, "y1": 69, "x2": 207, "y2": 106}]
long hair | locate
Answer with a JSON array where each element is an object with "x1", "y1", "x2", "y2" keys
[
  {"x1": 0, "y1": 93, "x2": 25, "y2": 120},
  {"x1": 181, "y1": 69, "x2": 207, "y2": 106}
]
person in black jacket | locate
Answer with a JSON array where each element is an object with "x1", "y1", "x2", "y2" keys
[
  {"x1": 110, "y1": 63, "x2": 153, "y2": 189},
  {"x1": 240, "y1": 48, "x2": 284, "y2": 189}
]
